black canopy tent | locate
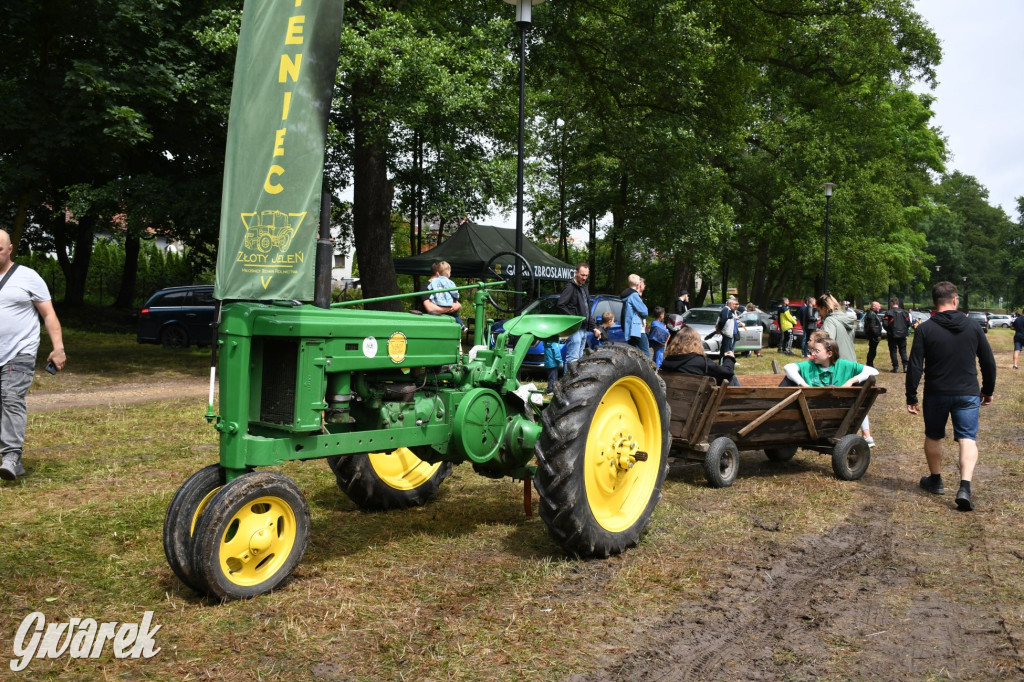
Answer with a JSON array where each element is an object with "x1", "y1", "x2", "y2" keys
[{"x1": 392, "y1": 221, "x2": 576, "y2": 282}]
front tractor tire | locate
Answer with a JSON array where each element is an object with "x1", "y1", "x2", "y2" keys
[
  {"x1": 191, "y1": 471, "x2": 310, "y2": 601},
  {"x1": 163, "y1": 464, "x2": 224, "y2": 592},
  {"x1": 534, "y1": 344, "x2": 670, "y2": 558},
  {"x1": 327, "y1": 448, "x2": 453, "y2": 511}
]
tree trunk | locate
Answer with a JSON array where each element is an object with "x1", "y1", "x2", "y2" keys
[
  {"x1": 610, "y1": 174, "x2": 628, "y2": 292},
  {"x1": 114, "y1": 232, "x2": 141, "y2": 308},
  {"x1": 588, "y1": 213, "x2": 596, "y2": 274},
  {"x1": 352, "y1": 94, "x2": 402, "y2": 312},
  {"x1": 671, "y1": 256, "x2": 691, "y2": 301},
  {"x1": 10, "y1": 191, "x2": 31, "y2": 255},
  {"x1": 54, "y1": 212, "x2": 96, "y2": 307}
]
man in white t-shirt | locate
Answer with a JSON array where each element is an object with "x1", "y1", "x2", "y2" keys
[{"x1": 0, "y1": 229, "x2": 66, "y2": 480}]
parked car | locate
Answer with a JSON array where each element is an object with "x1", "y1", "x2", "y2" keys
[
  {"x1": 967, "y1": 311, "x2": 989, "y2": 333},
  {"x1": 681, "y1": 306, "x2": 763, "y2": 356},
  {"x1": 909, "y1": 310, "x2": 931, "y2": 328},
  {"x1": 768, "y1": 304, "x2": 809, "y2": 348},
  {"x1": 988, "y1": 314, "x2": 1012, "y2": 329},
  {"x1": 489, "y1": 294, "x2": 626, "y2": 371},
  {"x1": 138, "y1": 285, "x2": 217, "y2": 348}
]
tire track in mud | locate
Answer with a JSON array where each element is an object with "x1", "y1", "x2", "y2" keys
[{"x1": 573, "y1": 482, "x2": 1019, "y2": 681}]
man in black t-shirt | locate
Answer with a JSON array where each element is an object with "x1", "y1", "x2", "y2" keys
[{"x1": 906, "y1": 281, "x2": 995, "y2": 511}]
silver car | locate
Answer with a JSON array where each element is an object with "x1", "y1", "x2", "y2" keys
[
  {"x1": 681, "y1": 306, "x2": 763, "y2": 356},
  {"x1": 988, "y1": 314, "x2": 1011, "y2": 329}
]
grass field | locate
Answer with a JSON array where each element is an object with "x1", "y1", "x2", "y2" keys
[{"x1": 1, "y1": 328, "x2": 1021, "y2": 679}]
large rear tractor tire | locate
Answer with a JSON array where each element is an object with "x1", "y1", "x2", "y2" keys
[
  {"x1": 191, "y1": 471, "x2": 310, "y2": 601},
  {"x1": 534, "y1": 344, "x2": 670, "y2": 558},
  {"x1": 163, "y1": 464, "x2": 224, "y2": 592},
  {"x1": 328, "y1": 448, "x2": 453, "y2": 511}
]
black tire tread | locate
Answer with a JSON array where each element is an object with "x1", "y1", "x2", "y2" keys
[
  {"x1": 534, "y1": 344, "x2": 670, "y2": 558},
  {"x1": 831, "y1": 434, "x2": 871, "y2": 481},
  {"x1": 191, "y1": 471, "x2": 310, "y2": 601},
  {"x1": 163, "y1": 464, "x2": 224, "y2": 592},
  {"x1": 328, "y1": 451, "x2": 453, "y2": 511}
]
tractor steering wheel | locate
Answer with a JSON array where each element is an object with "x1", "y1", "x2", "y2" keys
[{"x1": 484, "y1": 251, "x2": 535, "y2": 315}]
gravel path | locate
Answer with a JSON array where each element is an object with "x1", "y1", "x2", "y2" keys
[{"x1": 26, "y1": 378, "x2": 212, "y2": 413}]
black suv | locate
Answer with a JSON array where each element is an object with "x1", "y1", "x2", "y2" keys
[
  {"x1": 967, "y1": 311, "x2": 988, "y2": 334},
  {"x1": 138, "y1": 285, "x2": 217, "y2": 348}
]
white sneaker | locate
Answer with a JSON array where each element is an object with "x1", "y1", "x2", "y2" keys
[{"x1": 864, "y1": 436, "x2": 876, "y2": 448}]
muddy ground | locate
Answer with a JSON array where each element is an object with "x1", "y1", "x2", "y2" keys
[{"x1": 24, "y1": 374, "x2": 1024, "y2": 680}]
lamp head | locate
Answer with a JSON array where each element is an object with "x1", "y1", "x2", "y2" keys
[
  {"x1": 822, "y1": 182, "x2": 836, "y2": 198},
  {"x1": 504, "y1": 0, "x2": 546, "y2": 24}
]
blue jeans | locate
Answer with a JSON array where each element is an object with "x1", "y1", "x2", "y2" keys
[
  {"x1": 720, "y1": 335, "x2": 735, "y2": 354},
  {"x1": 564, "y1": 329, "x2": 587, "y2": 364},
  {"x1": 628, "y1": 333, "x2": 650, "y2": 357},
  {"x1": 922, "y1": 394, "x2": 981, "y2": 441}
]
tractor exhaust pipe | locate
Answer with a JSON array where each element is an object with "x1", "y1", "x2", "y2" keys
[{"x1": 314, "y1": 191, "x2": 332, "y2": 309}]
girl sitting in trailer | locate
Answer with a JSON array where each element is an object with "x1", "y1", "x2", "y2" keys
[{"x1": 783, "y1": 334, "x2": 879, "y2": 388}]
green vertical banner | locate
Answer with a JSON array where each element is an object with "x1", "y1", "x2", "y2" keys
[{"x1": 214, "y1": 0, "x2": 345, "y2": 301}]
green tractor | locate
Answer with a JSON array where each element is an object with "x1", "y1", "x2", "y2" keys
[{"x1": 164, "y1": 276, "x2": 670, "y2": 600}]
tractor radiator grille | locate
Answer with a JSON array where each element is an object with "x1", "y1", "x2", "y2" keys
[{"x1": 260, "y1": 339, "x2": 298, "y2": 424}]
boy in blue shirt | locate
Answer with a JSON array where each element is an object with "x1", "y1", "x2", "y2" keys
[{"x1": 544, "y1": 338, "x2": 565, "y2": 394}]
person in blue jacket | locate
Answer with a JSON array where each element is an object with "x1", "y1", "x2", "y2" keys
[{"x1": 620, "y1": 274, "x2": 650, "y2": 357}]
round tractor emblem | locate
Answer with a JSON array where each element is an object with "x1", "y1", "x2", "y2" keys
[{"x1": 387, "y1": 332, "x2": 408, "y2": 363}]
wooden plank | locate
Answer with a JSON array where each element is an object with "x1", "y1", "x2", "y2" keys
[
  {"x1": 771, "y1": 359, "x2": 781, "y2": 374},
  {"x1": 680, "y1": 379, "x2": 715, "y2": 442},
  {"x1": 797, "y1": 392, "x2": 819, "y2": 441},
  {"x1": 693, "y1": 382, "x2": 728, "y2": 447},
  {"x1": 832, "y1": 377, "x2": 875, "y2": 441},
  {"x1": 736, "y1": 389, "x2": 803, "y2": 437},
  {"x1": 736, "y1": 374, "x2": 786, "y2": 387},
  {"x1": 709, "y1": 407, "x2": 851, "y2": 422}
]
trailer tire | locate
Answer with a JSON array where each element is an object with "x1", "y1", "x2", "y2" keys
[
  {"x1": 191, "y1": 471, "x2": 310, "y2": 601},
  {"x1": 764, "y1": 446, "x2": 798, "y2": 463},
  {"x1": 831, "y1": 434, "x2": 871, "y2": 481},
  {"x1": 704, "y1": 437, "x2": 739, "y2": 488},
  {"x1": 328, "y1": 448, "x2": 452, "y2": 511},
  {"x1": 163, "y1": 464, "x2": 224, "y2": 591},
  {"x1": 534, "y1": 343, "x2": 669, "y2": 558}
]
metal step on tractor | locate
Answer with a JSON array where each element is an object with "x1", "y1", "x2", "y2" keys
[{"x1": 164, "y1": 260, "x2": 670, "y2": 601}]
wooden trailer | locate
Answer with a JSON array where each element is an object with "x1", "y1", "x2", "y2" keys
[{"x1": 661, "y1": 372, "x2": 886, "y2": 487}]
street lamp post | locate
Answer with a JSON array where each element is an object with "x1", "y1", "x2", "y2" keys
[
  {"x1": 504, "y1": 0, "x2": 545, "y2": 311},
  {"x1": 822, "y1": 182, "x2": 835, "y2": 294},
  {"x1": 962, "y1": 276, "x2": 968, "y2": 311}
]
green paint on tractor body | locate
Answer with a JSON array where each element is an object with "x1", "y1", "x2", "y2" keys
[{"x1": 211, "y1": 286, "x2": 582, "y2": 482}]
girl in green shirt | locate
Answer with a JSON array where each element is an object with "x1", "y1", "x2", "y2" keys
[{"x1": 784, "y1": 336, "x2": 878, "y2": 387}]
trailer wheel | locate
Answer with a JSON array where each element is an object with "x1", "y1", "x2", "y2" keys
[
  {"x1": 163, "y1": 464, "x2": 224, "y2": 591},
  {"x1": 191, "y1": 471, "x2": 310, "y2": 601},
  {"x1": 764, "y1": 446, "x2": 798, "y2": 463},
  {"x1": 831, "y1": 434, "x2": 871, "y2": 481},
  {"x1": 704, "y1": 437, "x2": 739, "y2": 488},
  {"x1": 534, "y1": 343, "x2": 669, "y2": 558},
  {"x1": 327, "y1": 448, "x2": 453, "y2": 511}
]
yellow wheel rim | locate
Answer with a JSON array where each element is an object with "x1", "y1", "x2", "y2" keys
[
  {"x1": 367, "y1": 448, "x2": 443, "y2": 491},
  {"x1": 190, "y1": 487, "x2": 222, "y2": 536},
  {"x1": 217, "y1": 495, "x2": 297, "y2": 587},
  {"x1": 583, "y1": 376, "x2": 662, "y2": 533}
]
